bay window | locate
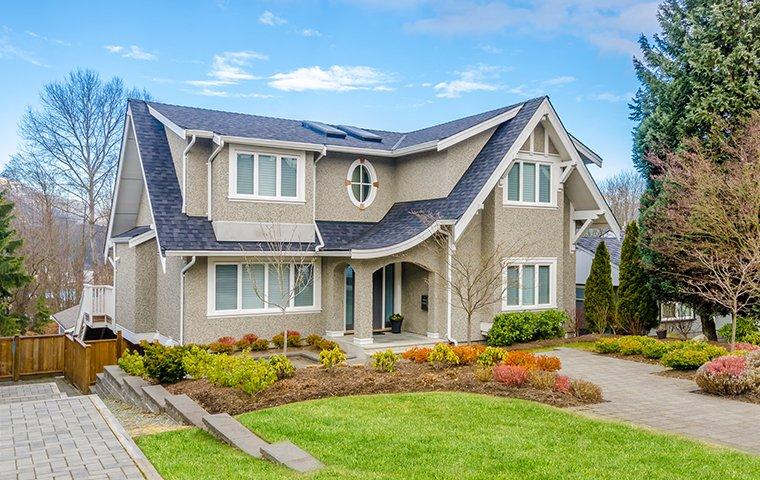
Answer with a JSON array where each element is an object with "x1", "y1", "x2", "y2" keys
[{"x1": 503, "y1": 258, "x2": 556, "y2": 310}]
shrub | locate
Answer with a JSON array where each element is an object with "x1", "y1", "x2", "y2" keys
[
  {"x1": 474, "y1": 365, "x2": 493, "y2": 382},
  {"x1": 641, "y1": 341, "x2": 672, "y2": 359},
  {"x1": 319, "y1": 347, "x2": 346, "y2": 370},
  {"x1": 118, "y1": 350, "x2": 145, "y2": 377},
  {"x1": 182, "y1": 345, "x2": 215, "y2": 379},
  {"x1": 201, "y1": 353, "x2": 278, "y2": 394},
  {"x1": 493, "y1": 365, "x2": 529, "y2": 387},
  {"x1": 553, "y1": 374, "x2": 571, "y2": 394},
  {"x1": 428, "y1": 344, "x2": 459, "y2": 369},
  {"x1": 594, "y1": 338, "x2": 620, "y2": 354},
  {"x1": 695, "y1": 356, "x2": 750, "y2": 395},
  {"x1": 451, "y1": 345, "x2": 485, "y2": 365},
  {"x1": 371, "y1": 350, "x2": 400, "y2": 373},
  {"x1": 216, "y1": 336, "x2": 236, "y2": 346},
  {"x1": 528, "y1": 370, "x2": 556, "y2": 390},
  {"x1": 236, "y1": 333, "x2": 259, "y2": 349},
  {"x1": 746, "y1": 350, "x2": 760, "y2": 370},
  {"x1": 743, "y1": 332, "x2": 760, "y2": 346},
  {"x1": 314, "y1": 338, "x2": 338, "y2": 351},
  {"x1": 617, "y1": 336, "x2": 657, "y2": 355},
  {"x1": 717, "y1": 317, "x2": 759, "y2": 342},
  {"x1": 570, "y1": 379, "x2": 603, "y2": 403},
  {"x1": 305, "y1": 334, "x2": 323, "y2": 347},
  {"x1": 268, "y1": 355, "x2": 295, "y2": 379},
  {"x1": 487, "y1": 310, "x2": 567, "y2": 346},
  {"x1": 402, "y1": 347, "x2": 431, "y2": 363},
  {"x1": 660, "y1": 342, "x2": 726, "y2": 370},
  {"x1": 209, "y1": 341, "x2": 234, "y2": 354},
  {"x1": 249, "y1": 338, "x2": 270, "y2": 351},
  {"x1": 142, "y1": 342, "x2": 186, "y2": 383},
  {"x1": 502, "y1": 351, "x2": 537, "y2": 369},
  {"x1": 735, "y1": 343, "x2": 760, "y2": 352},
  {"x1": 476, "y1": 347, "x2": 507, "y2": 367},
  {"x1": 535, "y1": 355, "x2": 561, "y2": 372},
  {"x1": 272, "y1": 330, "x2": 302, "y2": 348}
]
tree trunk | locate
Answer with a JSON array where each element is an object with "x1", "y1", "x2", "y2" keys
[
  {"x1": 466, "y1": 313, "x2": 472, "y2": 345},
  {"x1": 696, "y1": 305, "x2": 717, "y2": 341},
  {"x1": 283, "y1": 319, "x2": 288, "y2": 356},
  {"x1": 730, "y1": 310, "x2": 737, "y2": 351}
]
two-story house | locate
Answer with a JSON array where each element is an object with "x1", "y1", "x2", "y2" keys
[{"x1": 77, "y1": 96, "x2": 618, "y2": 349}]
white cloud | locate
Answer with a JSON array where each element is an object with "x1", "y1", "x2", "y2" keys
[
  {"x1": 477, "y1": 44, "x2": 502, "y2": 54},
  {"x1": 104, "y1": 44, "x2": 156, "y2": 61},
  {"x1": 433, "y1": 64, "x2": 503, "y2": 98},
  {"x1": 586, "y1": 92, "x2": 631, "y2": 103},
  {"x1": 193, "y1": 88, "x2": 274, "y2": 99},
  {"x1": 259, "y1": 11, "x2": 287, "y2": 26},
  {"x1": 301, "y1": 29, "x2": 322, "y2": 37},
  {"x1": 187, "y1": 50, "x2": 267, "y2": 89},
  {"x1": 542, "y1": 75, "x2": 576, "y2": 86},
  {"x1": 0, "y1": 29, "x2": 46, "y2": 67},
  {"x1": 269, "y1": 65, "x2": 393, "y2": 92},
  {"x1": 25, "y1": 30, "x2": 71, "y2": 47}
]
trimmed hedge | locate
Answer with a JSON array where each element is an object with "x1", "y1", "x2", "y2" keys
[{"x1": 487, "y1": 309, "x2": 567, "y2": 346}]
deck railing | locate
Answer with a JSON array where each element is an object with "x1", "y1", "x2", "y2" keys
[{"x1": 74, "y1": 284, "x2": 115, "y2": 336}]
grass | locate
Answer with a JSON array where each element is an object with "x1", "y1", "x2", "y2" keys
[
  {"x1": 527, "y1": 341, "x2": 597, "y2": 352},
  {"x1": 136, "y1": 392, "x2": 760, "y2": 480}
]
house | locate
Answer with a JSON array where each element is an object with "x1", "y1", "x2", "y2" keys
[{"x1": 75, "y1": 96, "x2": 620, "y2": 349}]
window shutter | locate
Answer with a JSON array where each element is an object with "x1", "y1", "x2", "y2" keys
[
  {"x1": 258, "y1": 155, "x2": 277, "y2": 196},
  {"x1": 294, "y1": 264, "x2": 314, "y2": 307},
  {"x1": 538, "y1": 164, "x2": 551, "y2": 203},
  {"x1": 215, "y1": 265, "x2": 238, "y2": 310},
  {"x1": 267, "y1": 264, "x2": 291, "y2": 308},
  {"x1": 522, "y1": 163, "x2": 536, "y2": 202},
  {"x1": 538, "y1": 265, "x2": 550, "y2": 304},
  {"x1": 507, "y1": 164, "x2": 520, "y2": 201},
  {"x1": 280, "y1": 157, "x2": 298, "y2": 197},
  {"x1": 522, "y1": 265, "x2": 535, "y2": 305},
  {"x1": 241, "y1": 264, "x2": 265, "y2": 309},
  {"x1": 236, "y1": 154, "x2": 254, "y2": 195}
]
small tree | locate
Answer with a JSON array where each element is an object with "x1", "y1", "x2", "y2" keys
[
  {"x1": 31, "y1": 295, "x2": 52, "y2": 334},
  {"x1": 0, "y1": 190, "x2": 32, "y2": 335},
  {"x1": 617, "y1": 222, "x2": 659, "y2": 334},
  {"x1": 584, "y1": 241, "x2": 615, "y2": 334}
]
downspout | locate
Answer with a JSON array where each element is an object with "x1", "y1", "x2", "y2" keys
[
  {"x1": 445, "y1": 230, "x2": 457, "y2": 345},
  {"x1": 179, "y1": 256, "x2": 197, "y2": 346},
  {"x1": 313, "y1": 147, "x2": 327, "y2": 252},
  {"x1": 182, "y1": 135, "x2": 197, "y2": 213},
  {"x1": 108, "y1": 247, "x2": 119, "y2": 329},
  {"x1": 207, "y1": 139, "x2": 225, "y2": 220}
]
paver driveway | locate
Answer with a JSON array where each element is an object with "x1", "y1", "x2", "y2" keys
[
  {"x1": 0, "y1": 383, "x2": 161, "y2": 480},
  {"x1": 555, "y1": 348, "x2": 760, "y2": 455}
]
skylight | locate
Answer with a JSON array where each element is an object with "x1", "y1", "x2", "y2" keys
[
  {"x1": 337, "y1": 125, "x2": 382, "y2": 142},
  {"x1": 302, "y1": 121, "x2": 346, "y2": 138}
]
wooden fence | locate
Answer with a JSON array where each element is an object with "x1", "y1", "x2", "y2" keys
[{"x1": 0, "y1": 332, "x2": 123, "y2": 394}]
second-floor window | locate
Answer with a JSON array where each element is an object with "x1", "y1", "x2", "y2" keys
[
  {"x1": 231, "y1": 150, "x2": 302, "y2": 201},
  {"x1": 505, "y1": 161, "x2": 552, "y2": 205}
]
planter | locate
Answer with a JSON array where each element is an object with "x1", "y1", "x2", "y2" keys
[
  {"x1": 656, "y1": 330, "x2": 667, "y2": 339},
  {"x1": 389, "y1": 314, "x2": 404, "y2": 334}
]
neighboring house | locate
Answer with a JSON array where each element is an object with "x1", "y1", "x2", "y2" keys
[{"x1": 76, "y1": 96, "x2": 620, "y2": 348}]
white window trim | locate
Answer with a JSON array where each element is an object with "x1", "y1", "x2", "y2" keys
[
  {"x1": 207, "y1": 259, "x2": 321, "y2": 317},
  {"x1": 346, "y1": 158, "x2": 378, "y2": 209},
  {"x1": 502, "y1": 257, "x2": 557, "y2": 311},
  {"x1": 228, "y1": 146, "x2": 306, "y2": 203},
  {"x1": 503, "y1": 158, "x2": 558, "y2": 208}
]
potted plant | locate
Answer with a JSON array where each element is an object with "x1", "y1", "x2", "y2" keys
[
  {"x1": 389, "y1": 313, "x2": 404, "y2": 334},
  {"x1": 656, "y1": 323, "x2": 667, "y2": 339}
]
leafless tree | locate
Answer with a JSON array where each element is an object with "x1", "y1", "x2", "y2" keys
[
  {"x1": 12, "y1": 69, "x2": 149, "y2": 269},
  {"x1": 414, "y1": 212, "x2": 529, "y2": 344},
  {"x1": 646, "y1": 114, "x2": 760, "y2": 349},
  {"x1": 241, "y1": 225, "x2": 315, "y2": 355},
  {"x1": 600, "y1": 169, "x2": 646, "y2": 229}
]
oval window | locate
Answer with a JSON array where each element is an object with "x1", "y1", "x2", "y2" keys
[{"x1": 346, "y1": 159, "x2": 377, "y2": 209}]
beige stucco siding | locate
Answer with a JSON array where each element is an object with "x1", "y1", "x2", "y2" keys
[
  {"x1": 114, "y1": 240, "x2": 158, "y2": 335},
  {"x1": 135, "y1": 188, "x2": 152, "y2": 226},
  {"x1": 114, "y1": 243, "x2": 136, "y2": 333},
  {"x1": 155, "y1": 255, "x2": 183, "y2": 341}
]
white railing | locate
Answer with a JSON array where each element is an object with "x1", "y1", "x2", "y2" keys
[{"x1": 74, "y1": 284, "x2": 115, "y2": 336}]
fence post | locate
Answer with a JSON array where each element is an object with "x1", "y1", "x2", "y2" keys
[
  {"x1": 12, "y1": 335, "x2": 20, "y2": 381},
  {"x1": 116, "y1": 330, "x2": 123, "y2": 359},
  {"x1": 83, "y1": 344, "x2": 92, "y2": 394}
]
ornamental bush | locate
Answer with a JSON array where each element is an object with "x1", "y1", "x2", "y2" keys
[
  {"x1": 272, "y1": 331, "x2": 302, "y2": 348},
  {"x1": 476, "y1": 347, "x2": 507, "y2": 367},
  {"x1": 735, "y1": 343, "x2": 760, "y2": 352},
  {"x1": 118, "y1": 350, "x2": 145, "y2": 377},
  {"x1": 617, "y1": 336, "x2": 658, "y2": 355},
  {"x1": 371, "y1": 349, "x2": 400, "y2": 373},
  {"x1": 527, "y1": 370, "x2": 556, "y2": 390},
  {"x1": 536, "y1": 355, "x2": 562, "y2": 372},
  {"x1": 570, "y1": 379, "x2": 603, "y2": 403},
  {"x1": 743, "y1": 332, "x2": 760, "y2": 346},
  {"x1": 202, "y1": 354, "x2": 278, "y2": 394},
  {"x1": 661, "y1": 342, "x2": 727, "y2": 370},
  {"x1": 182, "y1": 345, "x2": 215, "y2": 379},
  {"x1": 717, "y1": 317, "x2": 759, "y2": 342},
  {"x1": 553, "y1": 374, "x2": 571, "y2": 394},
  {"x1": 402, "y1": 347, "x2": 432, "y2": 363},
  {"x1": 428, "y1": 344, "x2": 459, "y2": 369},
  {"x1": 236, "y1": 333, "x2": 259, "y2": 349},
  {"x1": 594, "y1": 338, "x2": 621, "y2": 354},
  {"x1": 249, "y1": 338, "x2": 270, "y2": 351},
  {"x1": 209, "y1": 341, "x2": 235, "y2": 354},
  {"x1": 486, "y1": 309, "x2": 567, "y2": 346},
  {"x1": 695, "y1": 356, "x2": 750, "y2": 395},
  {"x1": 641, "y1": 341, "x2": 677, "y2": 359},
  {"x1": 142, "y1": 342, "x2": 187, "y2": 383},
  {"x1": 451, "y1": 345, "x2": 485, "y2": 365},
  {"x1": 502, "y1": 351, "x2": 538, "y2": 369},
  {"x1": 319, "y1": 347, "x2": 346, "y2": 370},
  {"x1": 268, "y1": 354, "x2": 295, "y2": 379},
  {"x1": 493, "y1": 365, "x2": 529, "y2": 387}
]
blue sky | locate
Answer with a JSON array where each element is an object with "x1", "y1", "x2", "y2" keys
[{"x1": 0, "y1": 1, "x2": 660, "y2": 180}]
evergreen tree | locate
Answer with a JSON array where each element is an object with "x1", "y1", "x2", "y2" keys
[
  {"x1": 31, "y1": 295, "x2": 52, "y2": 334},
  {"x1": 617, "y1": 223, "x2": 659, "y2": 334},
  {"x1": 0, "y1": 190, "x2": 32, "y2": 335},
  {"x1": 584, "y1": 242, "x2": 615, "y2": 334}
]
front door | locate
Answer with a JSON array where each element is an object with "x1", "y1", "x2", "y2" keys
[
  {"x1": 372, "y1": 264, "x2": 396, "y2": 330},
  {"x1": 372, "y1": 269, "x2": 384, "y2": 330}
]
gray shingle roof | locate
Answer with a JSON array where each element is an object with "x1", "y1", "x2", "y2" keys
[
  {"x1": 128, "y1": 97, "x2": 544, "y2": 254},
  {"x1": 577, "y1": 236, "x2": 623, "y2": 266},
  {"x1": 112, "y1": 225, "x2": 152, "y2": 240}
]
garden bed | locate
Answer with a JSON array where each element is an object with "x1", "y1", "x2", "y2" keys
[{"x1": 166, "y1": 361, "x2": 595, "y2": 416}]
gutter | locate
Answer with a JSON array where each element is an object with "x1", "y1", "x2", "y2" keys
[
  {"x1": 313, "y1": 147, "x2": 327, "y2": 252},
  {"x1": 207, "y1": 139, "x2": 225, "y2": 220},
  {"x1": 439, "y1": 227, "x2": 457, "y2": 345},
  {"x1": 179, "y1": 255, "x2": 197, "y2": 346},
  {"x1": 182, "y1": 135, "x2": 197, "y2": 213}
]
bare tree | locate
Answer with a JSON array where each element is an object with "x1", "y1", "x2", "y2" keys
[
  {"x1": 414, "y1": 212, "x2": 529, "y2": 345},
  {"x1": 241, "y1": 225, "x2": 315, "y2": 355},
  {"x1": 646, "y1": 115, "x2": 760, "y2": 349},
  {"x1": 600, "y1": 169, "x2": 646, "y2": 229},
  {"x1": 13, "y1": 69, "x2": 149, "y2": 268}
]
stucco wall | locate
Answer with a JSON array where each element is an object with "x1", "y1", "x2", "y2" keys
[
  {"x1": 401, "y1": 263, "x2": 430, "y2": 336},
  {"x1": 135, "y1": 188, "x2": 152, "y2": 226},
  {"x1": 155, "y1": 255, "x2": 183, "y2": 341},
  {"x1": 164, "y1": 128, "x2": 212, "y2": 217},
  {"x1": 114, "y1": 243, "x2": 136, "y2": 333},
  {"x1": 133, "y1": 240, "x2": 158, "y2": 333}
]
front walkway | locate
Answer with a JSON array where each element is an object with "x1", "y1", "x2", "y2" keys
[{"x1": 555, "y1": 348, "x2": 760, "y2": 455}]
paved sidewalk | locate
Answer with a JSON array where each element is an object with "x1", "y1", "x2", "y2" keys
[
  {"x1": 0, "y1": 388, "x2": 161, "y2": 479},
  {"x1": 555, "y1": 348, "x2": 760, "y2": 455}
]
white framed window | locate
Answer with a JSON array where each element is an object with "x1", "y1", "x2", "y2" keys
[
  {"x1": 502, "y1": 258, "x2": 557, "y2": 311},
  {"x1": 346, "y1": 159, "x2": 378, "y2": 209},
  {"x1": 229, "y1": 147, "x2": 305, "y2": 202},
  {"x1": 505, "y1": 160, "x2": 554, "y2": 206},
  {"x1": 208, "y1": 260, "x2": 320, "y2": 316}
]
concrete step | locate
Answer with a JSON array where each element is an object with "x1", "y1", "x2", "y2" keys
[
  {"x1": 103, "y1": 365, "x2": 127, "y2": 390},
  {"x1": 122, "y1": 376, "x2": 152, "y2": 412},
  {"x1": 165, "y1": 394, "x2": 208, "y2": 429},
  {"x1": 260, "y1": 441, "x2": 323, "y2": 473},
  {"x1": 96, "y1": 371, "x2": 126, "y2": 401},
  {"x1": 141, "y1": 384, "x2": 171, "y2": 414},
  {"x1": 202, "y1": 413, "x2": 269, "y2": 458}
]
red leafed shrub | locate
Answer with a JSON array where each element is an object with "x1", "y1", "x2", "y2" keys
[
  {"x1": 735, "y1": 343, "x2": 760, "y2": 352},
  {"x1": 217, "y1": 336, "x2": 236, "y2": 345},
  {"x1": 236, "y1": 333, "x2": 259, "y2": 349},
  {"x1": 208, "y1": 342, "x2": 234, "y2": 354},
  {"x1": 536, "y1": 355, "x2": 561, "y2": 372},
  {"x1": 705, "y1": 355, "x2": 746, "y2": 376},
  {"x1": 502, "y1": 351, "x2": 538, "y2": 369},
  {"x1": 553, "y1": 374, "x2": 571, "y2": 393},
  {"x1": 402, "y1": 347, "x2": 431, "y2": 363},
  {"x1": 272, "y1": 331, "x2": 302, "y2": 348},
  {"x1": 493, "y1": 365, "x2": 529, "y2": 387},
  {"x1": 696, "y1": 355, "x2": 750, "y2": 396},
  {"x1": 451, "y1": 345, "x2": 486, "y2": 365}
]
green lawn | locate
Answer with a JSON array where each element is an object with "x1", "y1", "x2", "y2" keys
[
  {"x1": 527, "y1": 341, "x2": 597, "y2": 352},
  {"x1": 136, "y1": 392, "x2": 760, "y2": 480}
]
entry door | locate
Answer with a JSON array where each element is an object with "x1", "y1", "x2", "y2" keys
[{"x1": 372, "y1": 269, "x2": 384, "y2": 330}]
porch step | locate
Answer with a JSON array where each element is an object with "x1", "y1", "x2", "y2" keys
[
  {"x1": 122, "y1": 376, "x2": 152, "y2": 412},
  {"x1": 202, "y1": 413, "x2": 268, "y2": 458},
  {"x1": 165, "y1": 394, "x2": 208, "y2": 429},
  {"x1": 260, "y1": 441, "x2": 323, "y2": 473},
  {"x1": 141, "y1": 384, "x2": 172, "y2": 413}
]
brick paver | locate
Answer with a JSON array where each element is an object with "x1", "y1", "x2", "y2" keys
[
  {"x1": 555, "y1": 348, "x2": 760, "y2": 454},
  {"x1": 0, "y1": 388, "x2": 161, "y2": 479}
]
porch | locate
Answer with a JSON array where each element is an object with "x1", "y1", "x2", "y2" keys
[{"x1": 332, "y1": 331, "x2": 445, "y2": 357}]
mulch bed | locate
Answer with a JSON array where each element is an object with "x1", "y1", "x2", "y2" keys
[{"x1": 166, "y1": 362, "x2": 593, "y2": 416}]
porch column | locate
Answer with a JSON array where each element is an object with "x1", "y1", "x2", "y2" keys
[
  {"x1": 352, "y1": 266, "x2": 374, "y2": 345},
  {"x1": 324, "y1": 262, "x2": 345, "y2": 337},
  {"x1": 426, "y1": 270, "x2": 441, "y2": 338}
]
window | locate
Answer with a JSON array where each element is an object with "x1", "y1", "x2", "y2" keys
[
  {"x1": 231, "y1": 150, "x2": 302, "y2": 201},
  {"x1": 505, "y1": 161, "x2": 552, "y2": 205},
  {"x1": 211, "y1": 262, "x2": 316, "y2": 314},
  {"x1": 503, "y1": 259, "x2": 556, "y2": 310},
  {"x1": 346, "y1": 159, "x2": 378, "y2": 208}
]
